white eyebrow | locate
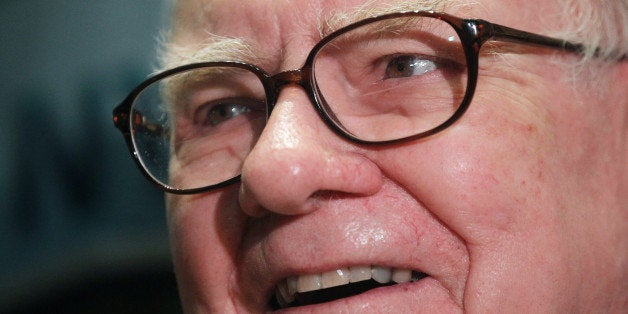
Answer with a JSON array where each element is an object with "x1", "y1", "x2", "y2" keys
[
  {"x1": 158, "y1": 0, "x2": 473, "y2": 73},
  {"x1": 157, "y1": 34, "x2": 261, "y2": 73},
  {"x1": 320, "y1": 0, "x2": 470, "y2": 37}
]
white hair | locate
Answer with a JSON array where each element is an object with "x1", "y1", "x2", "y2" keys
[
  {"x1": 556, "y1": 0, "x2": 627, "y2": 61},
  {"x1": 157, "y1": 0, "x2": 626, "y2": 78},
  {"x1": 547, "y1": 0, "x2": 627, "y2": 90}
]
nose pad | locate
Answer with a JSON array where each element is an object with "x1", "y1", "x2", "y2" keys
[
  {"x1": 238, "y1": 87, "x2": 383, "y2": 217},
  {"x1": 266, "y1": 68, "x2": 309, "y2": 114}
]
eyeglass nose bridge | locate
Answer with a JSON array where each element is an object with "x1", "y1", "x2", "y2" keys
[{"x1": 266, "y1": 67, "x2": 314, "y2": 113}]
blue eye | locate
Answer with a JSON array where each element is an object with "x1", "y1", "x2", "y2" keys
[{"x1": 385, "y1": 55, "x2": 437, "y2": 79}]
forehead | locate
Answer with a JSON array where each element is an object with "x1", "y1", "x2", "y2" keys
[
  {"x1": 172, "y1": 0, "x2": 461, "y2": 38},
  {"x1": 164, "y1": 0, "x2": 477, "y2": 71}
]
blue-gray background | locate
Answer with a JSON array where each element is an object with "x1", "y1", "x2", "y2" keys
[{"x1": 0, "y1": 1, "x2": 181, "y2": 312}]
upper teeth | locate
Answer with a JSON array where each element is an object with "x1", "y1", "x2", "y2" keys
[{"x1": 275, "y1": 265, "x2": 418, "y2": 307}]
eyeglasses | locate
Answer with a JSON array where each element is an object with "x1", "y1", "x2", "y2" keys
[{"x1": 113, "y1": 11, "x2": 599, "y2": 194}]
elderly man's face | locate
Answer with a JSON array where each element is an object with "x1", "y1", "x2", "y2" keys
[{"x1": 165, "y1": 0, "x2": 626, "y2": 312}]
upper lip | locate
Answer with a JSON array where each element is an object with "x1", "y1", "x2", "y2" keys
[{"x1": 233, "y1": 196, "x2": 469, "y2": 311}]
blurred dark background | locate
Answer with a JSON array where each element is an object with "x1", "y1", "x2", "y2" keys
[{"x1": 0, "y1": 1, "x2": 182, "y2": 313}]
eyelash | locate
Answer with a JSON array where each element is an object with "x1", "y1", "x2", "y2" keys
[
  {"x1": 383, "y1": 54, "x2": 439, "y2": 79},
  {"x1": 377, "y1": 53, "x2": 465, "y2": 81},
  {"x1": 193, "y1": 97, "x2": 264, "y2": 128}
]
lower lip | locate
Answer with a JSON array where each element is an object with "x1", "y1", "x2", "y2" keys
[{"x1": 268, "y1": 276, "x2": 460, "y2": 313}]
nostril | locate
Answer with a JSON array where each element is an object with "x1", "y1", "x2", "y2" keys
[
  {"x1": 239, "y1": 150, "x2": 383, "y2": 217},
  {"x1": 236, "y1": 88, "x2": 383, "y2": 218},
  {"x1": 238, "y1": 181, "x2": 271, "y2": 218}
]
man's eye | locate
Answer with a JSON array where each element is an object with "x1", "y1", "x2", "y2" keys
[
  {"x1": 385, "y1": 55, "x2": 437, "y2": 79},
  {"x1": 202, "y1": 102, "x2": 252, "y2": 126}
]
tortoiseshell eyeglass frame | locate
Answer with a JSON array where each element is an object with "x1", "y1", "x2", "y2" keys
[{"x1": 113, "y1": 11, "x2": 626, "y2": 194}]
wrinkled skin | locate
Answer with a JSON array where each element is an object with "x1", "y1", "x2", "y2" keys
[{"x1": 165, "y1": 0, "x2": 627, "y2": 312}]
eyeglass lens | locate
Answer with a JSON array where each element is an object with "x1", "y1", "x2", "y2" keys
[
  {"x1": 313, "y1": 16, "x2": 468, "y2": 141},
  {"x1": 129, "y1": 15, "x2": 469, "y2": 191},
  {"x1": 131, "y1": 67, "x2": 267, "y2": 190}
]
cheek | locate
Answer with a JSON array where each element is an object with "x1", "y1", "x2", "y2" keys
[
  {"x1": 371, "y1": 105, "x2": 556, "y2": 244},
  {"x1": 371, "y1": 111, "x2": 579, "y2": 308},
  {"x1": 166, "y1": 186, "x2": 246, "y2": 306}
]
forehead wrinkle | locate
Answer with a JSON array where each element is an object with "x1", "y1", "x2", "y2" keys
[{"x1": 320, "y1": 0, "x2": 475, "y2": 37}]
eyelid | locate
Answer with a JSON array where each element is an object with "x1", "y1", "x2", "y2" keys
[
  {"x1": 193, "y1": 97, "x2": 265, "y2": 127},
  {"x1": 385, "y1": 55, "x2": 438, "y2": 78},
  {"x1": 377, "y1": 53, "x2": 440, "y2": 74}
]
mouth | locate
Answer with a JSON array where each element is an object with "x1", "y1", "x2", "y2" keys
[{"x1": 270, "y1": 265, "x2": 428, "y2": 310}]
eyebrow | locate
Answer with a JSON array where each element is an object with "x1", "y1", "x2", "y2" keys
[
  {"x1": 160, "y1": 0, "x2": 465, "y2": 72},
  {"x1": 320, "y1": 0, "x2": 457, "y2": 37},
  {"x1": 158, "y1": 35, "x2": 260, "y2": 73}
]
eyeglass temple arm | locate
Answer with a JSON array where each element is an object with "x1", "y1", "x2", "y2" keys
[
  {"x1": 472, "y1": 19, "x2": 627, "y2": 61},
  {"x1": 113, "y1": 106, "x2": 169, "y2": 136}
]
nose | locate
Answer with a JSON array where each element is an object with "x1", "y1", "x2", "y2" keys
[{"x1": 238, "y1": 86, "x2": 383, "y2": 217}]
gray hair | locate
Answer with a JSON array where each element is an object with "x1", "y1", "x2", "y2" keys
[
  {"x1": 550, "y1": 0, "x2": 627, "y2": 89},
  {"x1": 558, "y1": 0, "x2": 628, "y2": 62},
  {"x1": 557, "y1": 0, "x2": 627, "y2": 61},
  {"x1": 158, "y1": 0, "x2": 626, "y2": 77}
]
